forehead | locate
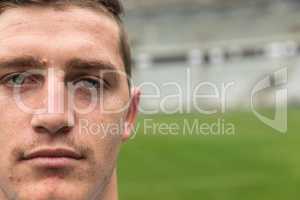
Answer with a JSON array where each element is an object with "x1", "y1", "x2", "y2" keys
[{"x1": 0, "y1": 5, "x2": 123, "y2": 69}]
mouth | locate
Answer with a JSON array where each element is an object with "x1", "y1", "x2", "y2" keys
[{"x1": 22, "y1": 147, "x2": 84, "y2": 168}]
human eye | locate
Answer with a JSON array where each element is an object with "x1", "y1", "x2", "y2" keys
[
  {"x1": 72, "y1": 76, "x2": 108, "y2": 90},
  {"x1": 0, "y1": 72, "x2": 43, "y2": 89}
]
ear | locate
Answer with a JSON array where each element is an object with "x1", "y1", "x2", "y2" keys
[{"x1": 122, "y1": 87, "x2": 141, "y2": 141}]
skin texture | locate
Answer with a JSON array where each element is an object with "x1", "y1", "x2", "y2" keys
[{"x1": 0, "y1": 5, "x2": 140, "y2": 200}]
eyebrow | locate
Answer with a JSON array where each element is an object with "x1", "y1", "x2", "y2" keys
[
  {"x1": 0, "y1": 56, "x2": 45, "y2": 69},
  {"x1": 0, "y1": 56, "x2": 118, "y2": 72},
  {"x1": 65, "y1": 58, "x2": 118, "y2": 73}
]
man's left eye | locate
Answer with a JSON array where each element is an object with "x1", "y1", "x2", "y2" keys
[{"x1": 73, "y1": 78, "x2": 106, "y2": 89}]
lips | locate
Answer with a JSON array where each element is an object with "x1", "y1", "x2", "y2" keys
[
  {"x1": 21, "y1": 147, "x2": 84, "y2": 168},
  {"x1": 23, "y1": 147, "x2": 83, "y2": 160}
]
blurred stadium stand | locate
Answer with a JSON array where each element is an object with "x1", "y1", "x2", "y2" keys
[{"x1": 123, "y1": 0, "x2": 300, "y2": 113}]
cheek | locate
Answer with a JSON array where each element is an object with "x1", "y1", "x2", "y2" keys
[
  {"x1": 93, "y1": 136, "x2": 121, "y2": 164},
  {"x1": 0, "y1": 96, "x2": 33, "y2": 150},
  {"x1": 78, "y1": 109, "x2": 125, "y2": 142},
  {"x1": 0, "y1": 89, "x2": 45, "y2": 129},
  {"x1": 78, "y1": 117, "x2": 122, "y2": 181},
  {"x1": 100, "y1": 91, "x2": 130, "y2": 115},
  {"x1": 70, "y1": 90, "x2": 129, "y2": 116},
  {"x1": 0, "y1": 99, "x2": 32, "y2": 178},
  {"x1": 77, "y1": 109, "x2": 124, "y2": 158},
  {"x1": 0, "y1": 98, "x2": 27, "y2": 135}
]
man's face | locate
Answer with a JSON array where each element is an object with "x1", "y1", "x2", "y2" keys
[{"x1": 0, "y1": 5, "x2": 137, "y2": 200}]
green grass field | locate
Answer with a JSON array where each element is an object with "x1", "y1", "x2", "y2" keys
[{"x1": 118, "y1": 109, "x2": 300, "y2": 200}]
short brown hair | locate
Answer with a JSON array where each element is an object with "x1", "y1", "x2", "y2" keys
[{"x1": 0, "y1": 0, "x2": 132, "y2": 77}]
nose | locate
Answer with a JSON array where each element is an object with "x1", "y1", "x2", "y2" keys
[
  {"x1": 31, "y1": 111, "x2": 74, "y2": 135},
  {"x1": 31, "y1": 68, "x2": 75, "y2": 135}
]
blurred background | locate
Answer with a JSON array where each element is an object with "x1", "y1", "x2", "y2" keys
[{"x1": 118, "y1": 0, "x2": 300, "y2": 199}]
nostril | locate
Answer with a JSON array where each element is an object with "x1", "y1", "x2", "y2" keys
[
  {"x1": 59, "y1": 126, "x2": 73, "y2": 134},
  {"x1": 33, "y1": 124, "x2": 72, "y2": 135},
  {"x1": 34, "y1": 126, "x2": 47, "y2": 134}
]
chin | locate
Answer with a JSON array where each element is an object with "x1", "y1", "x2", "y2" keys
[{"x1": 17, "y1": 180, "x2": 88, "y2": 200}]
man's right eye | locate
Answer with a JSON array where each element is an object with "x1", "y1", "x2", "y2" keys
[{"x1": 0, "y1": 72, "x2": 42, "y2": 88}]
